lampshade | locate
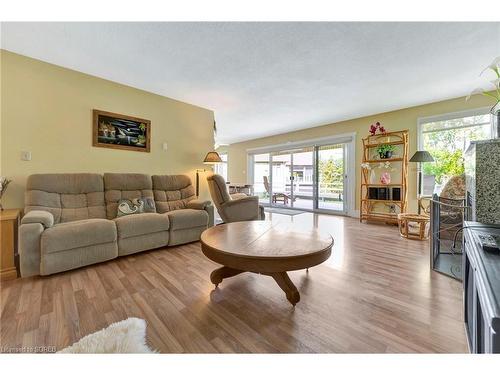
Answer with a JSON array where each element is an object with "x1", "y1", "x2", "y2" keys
[
  {"x1": 409, "y1": 151, "x2": 434, "y2": 163},
  {"x1": 203, "y1": 151, "x2": 222, "y2": 164}
]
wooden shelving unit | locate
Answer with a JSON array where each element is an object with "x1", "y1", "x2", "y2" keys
[{"x1": 360, "y1": 130, "x2": 409, "y2": 224}]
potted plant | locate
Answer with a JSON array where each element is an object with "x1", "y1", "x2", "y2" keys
[
  {"x1": 466, "y1": 56, "x2": 500, "y2": 138},
  {"x1": 0, "y1": 177, "x2": 12, "y2": 211},
  {"x1": 375, "y1": 144, "x2": 396, "y2": 159}
]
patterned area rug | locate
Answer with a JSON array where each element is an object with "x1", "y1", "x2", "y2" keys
[
  {"x1": 58, "y1": 317, "x2": 155, "y2": 353},
  {"x1": 264, "y1": 207, "x2": 307, "y2": 216}
]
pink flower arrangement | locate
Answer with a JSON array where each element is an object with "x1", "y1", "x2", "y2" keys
[{"x1": 369, "y1": 122, "x2": 386, "y2": 135}]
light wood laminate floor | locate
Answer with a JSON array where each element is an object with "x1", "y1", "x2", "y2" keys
[{"x1": 0, "y1": 213, "x2": 467, "y2": 353}]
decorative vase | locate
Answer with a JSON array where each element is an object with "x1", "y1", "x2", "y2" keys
[
  {"x1": 385, "y1": 150, "x2": 393, "y2": 159},
  {"x1": 380, "y1": 172, "x2": 391, "y2": 185},
  {"x1": 369, "y1": 169, "x2": 376, "y2": 184}
]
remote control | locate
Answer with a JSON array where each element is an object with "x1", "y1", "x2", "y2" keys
[{"x1": 477, "y1": 233, "x2": 500, "y2": 253}]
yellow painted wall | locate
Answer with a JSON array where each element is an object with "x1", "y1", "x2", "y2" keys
[
  {"x1": 224, "y1": 94, "x2": 494, "y2": 214},
  {"x1": 0, "y1": 50, "x2": 215, "y2": 209}
]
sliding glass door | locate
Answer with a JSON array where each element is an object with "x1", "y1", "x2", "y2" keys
[
  {"x1": 252, "y1": 153, "x2": 270, "y2": 206},
  {"x1": 288, "y1": 148, "x2": 314, "y2": 210},
  {"x1": 250, "y1": 141, "x2": 349, "y2": 214},
  {"x1": 317, "y1": 144, "x2": 345, "y2": 212},
  {"x1": 271, "y1": 151, "x2": 292, "y2": 206}
]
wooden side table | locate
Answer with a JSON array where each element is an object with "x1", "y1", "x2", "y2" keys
[
  {"x1": 398, "y1": 213, "x2": 430, "y2": 240},
  {"x1": 0, "y1": 208, "x2": 21, "y2": 281}
]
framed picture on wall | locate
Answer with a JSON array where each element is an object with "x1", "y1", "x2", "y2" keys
[{"x1": 92, "y1": 109, "x2": 151, "y2": 152}]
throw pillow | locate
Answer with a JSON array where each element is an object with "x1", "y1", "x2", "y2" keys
[{"x1": 116, "y1": 197, "x2": 156, "y2": 217}]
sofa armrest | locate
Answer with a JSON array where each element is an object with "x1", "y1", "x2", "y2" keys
[
  {"x1": 19, "y1": 222, "x2": 44, "y2": 277},
  {"x1": 21, "y1": 210, "x2": 54, "y2": 228},
  {"x1": 187, "y1": 199, "x2": 212, "y2": 210},
  {"x1": 221, "y1": 196, "x2": 260, "y2": 222},
  {"x1": 187, "y1": 199, "x2": 214, "y2": 227},
  {"x1": 205, "y1": 205, "x2": 215, "y2": 227},
  {"x1": 230, "y1": 193, "x2": 248, "y2": 200},
  {"x1": 223, "y1": 195, "x2": 259, "y2": 207}
]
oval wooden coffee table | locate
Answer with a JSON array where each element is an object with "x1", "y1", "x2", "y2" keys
[{"x1": 200, "y1": 221, "x2": 333, "y2": 306}]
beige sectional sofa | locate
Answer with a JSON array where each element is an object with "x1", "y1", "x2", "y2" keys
[{"x1": 19, "y1": 173, "x2": 214, "y2": 277}]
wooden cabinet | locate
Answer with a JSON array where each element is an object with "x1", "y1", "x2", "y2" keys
[
  {"x1": 463, "y1": 222, "x2": 500, "y2": 353},
  {"x1": 0, "y1": 209, "x2": 21, "y2": 281}
]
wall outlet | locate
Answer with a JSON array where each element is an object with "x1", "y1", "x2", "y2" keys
[
  {"x1": 21, "y1": 151, "x2": 32, "y2": 161},
  {"x1": 162, "y1": 143, "x2": 168, "y2": 151}
]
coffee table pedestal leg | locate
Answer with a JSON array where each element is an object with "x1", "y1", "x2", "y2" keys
[
  {"x1": 210, "y1": 267, "x2": 300, "y2": 306},
  {"x1": 269, "y1": 272, "x2": 300, "y2": 306},
  {"x1": 210, "y1": 266, "x2": 245, "y2": 287}
]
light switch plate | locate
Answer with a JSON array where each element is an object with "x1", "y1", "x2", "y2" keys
[
  {"x1": 21, "y1": 151, "x2": 32, "y2": 161},
  {"x1": 162, "y1": 143, "x2": 168, "y2": 151}
]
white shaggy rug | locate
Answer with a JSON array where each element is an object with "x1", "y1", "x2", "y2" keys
[{"x1": 58, "y1": 317, "x2": 155, "y2": 353}]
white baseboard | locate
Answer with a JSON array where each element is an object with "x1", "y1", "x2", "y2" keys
[{"x1": 348, "y1": 209, "x2": 360, "y2": 218}]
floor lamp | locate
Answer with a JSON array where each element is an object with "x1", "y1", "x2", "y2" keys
[
  {"x1": 409, "y1": 150, "x2": 434, "y2": 214},
  {"x1": 196, "y1": 151, "x2": 222, "y2": 197}
]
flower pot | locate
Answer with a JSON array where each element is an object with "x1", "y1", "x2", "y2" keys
[
  {"x1": 379, "y1": 152, "x2": 386, "y2": 159},
  {"x1": 385, "y1": 150, "x2": 393, "y2": 159}
]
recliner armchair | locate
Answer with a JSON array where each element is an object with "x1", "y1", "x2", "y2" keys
[{"x1": 206, "y1": 174, "x2": 265, "y2": 223}]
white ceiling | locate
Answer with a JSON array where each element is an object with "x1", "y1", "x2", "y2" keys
[{"x1": 2, "y1": 22, "x2": 499, "y2": 144}]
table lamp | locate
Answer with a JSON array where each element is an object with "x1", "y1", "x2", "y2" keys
[{"x1": 196, "y1": 151, "x2": 222, "y2": 197}]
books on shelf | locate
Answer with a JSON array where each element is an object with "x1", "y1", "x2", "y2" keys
[{"x1": 367, "y1": 187, "x2": 401, "y2": 201}]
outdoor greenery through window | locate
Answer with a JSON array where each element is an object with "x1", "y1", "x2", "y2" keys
[{"x1": 421, "y1": 112, "x2": 492, "y2": 195}]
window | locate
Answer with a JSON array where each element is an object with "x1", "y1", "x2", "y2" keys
[
  {"x1": 214, "y1": 152, "x2": 228, "y2": 181},
  {"x1": 418, "y1": 109, "x2": 493, "y2": 195}
]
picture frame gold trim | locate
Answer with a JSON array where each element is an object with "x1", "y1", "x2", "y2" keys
[{"x1": 92, "y1": 109, "x2": 151, "y2": 153}]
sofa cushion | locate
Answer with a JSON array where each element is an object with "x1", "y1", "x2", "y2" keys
[
  {"x1": 165, "y1": 209, "x2": 209, "y2": 231},
  {"x1": 104, "y1": 173, "x2": 153, "y2": 219},
  {"x1": 116, "y1": 197, "x2": 156, "y2": 217},
  {"x1": 117, "y1": 232, "x2": 169, "y2": 256},
  {"x1": 41, "y1": 242, "x2": 118, "y2": 276},
  {"x1": 41, "y1": 219, "x2": 117, "y2": 254},
  {"x1": 152, "y1": 175, "x2": 196, "y2": 213},
  {"x1": 114, "y1": 213, "x2": 170, "y2": 239},
  {"x1": 25, "y1": 173, "x2": 106, "y2": 224}
]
